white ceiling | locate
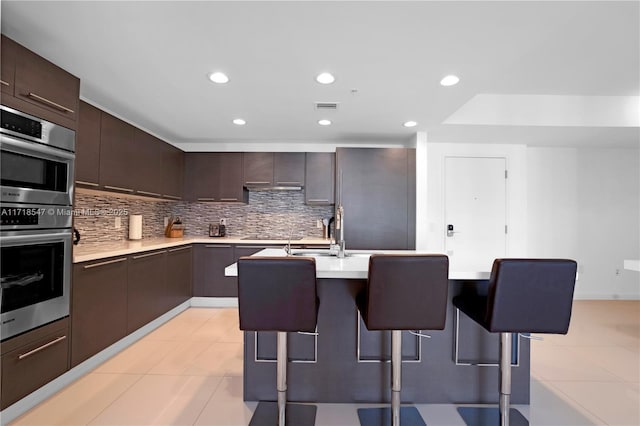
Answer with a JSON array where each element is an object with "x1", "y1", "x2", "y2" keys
[{"x1": 1, "y1": 1, "x2": 638, "y2": 150}]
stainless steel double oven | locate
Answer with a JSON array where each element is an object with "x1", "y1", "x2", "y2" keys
[{"x1": 1, "y1": 105, "x2": 75, "y2": 341}]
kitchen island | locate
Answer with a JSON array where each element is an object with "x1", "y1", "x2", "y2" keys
[{"x1": 225, "y1": 248, "x2": 530, "y2": 404}]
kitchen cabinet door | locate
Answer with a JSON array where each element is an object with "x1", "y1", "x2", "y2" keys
[
  {"x1": 216, "y1": 152, "x2": 246, "y2": 202},
  {"x1": 134, "y1": 129, "x2": 164, "y2": 198},
  {"x1": 243, "y1": 152, "x2": 274, "y2": 186},
  {"x1": 336, "y1": 148, "x2": 416, "y2": 250},
  {"x1": 71, "y1": 257, "x2": 128, "y2": 367},
  {"x1": 305, "y1": 152, "x2": 335, "y2": 205},
  {"x1": 162, "y1": 143, "x2": 184, "y2": 200},
  {"x1": 1, "y1": 318, "x2": 69, "y2": 409},
  {"x1": 193, "y1": 245, "x2": 236, "y2": 297},
  {"x1": 165, "y1": 245, "x2": 192, "y2": 310},
  {"x1": 184, "y1": 153, "x2": 219, "y2": 201},
  {"x1": 127, "y1": 250, "x2": 166, "y2": 333},
  {"x1": 13, "y1": 39, "x2": 79, "y2": 129},
  {"x1": 0, "y1": 35, "x2": 16, "y2": 96},
  {"x1": 99, "y1": 113, "x2": 137, "y2": 193},
  {"x1": 274, "y1": 152, "x2": 305, "y2": 186},
  {"x1": 75, "y1": 101, "x2": 102, "y2": 187}
]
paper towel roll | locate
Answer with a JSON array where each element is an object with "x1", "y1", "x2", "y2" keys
[{"x1": 129, "y1": 215, "x2": 142, "y2": 240}]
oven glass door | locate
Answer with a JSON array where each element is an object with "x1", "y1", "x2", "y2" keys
[
  {"x1": 0, "y1": 134, "x2": 74, "y2": 205},
  {"x1": 1, "y1": 230, "x2": 71, "y2": 340}
]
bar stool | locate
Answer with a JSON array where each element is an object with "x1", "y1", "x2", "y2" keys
[
  {"x1": 356, "y1": 254, "x2": 449, "y2": 426},
  {"x1": 453, "y1": 258, "x2": 577, "y2": 426},
  {"x1": 238, "y1": 256, "x2": 319, "y2": 426}
]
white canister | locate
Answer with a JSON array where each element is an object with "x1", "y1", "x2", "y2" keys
[{"x1": 129, "y1": 215, "x2": 142, "y2": 240}]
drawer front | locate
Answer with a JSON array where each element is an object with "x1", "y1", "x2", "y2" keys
[{"x1": 1, "y1": 329, "x2": 69, "y2": 409}]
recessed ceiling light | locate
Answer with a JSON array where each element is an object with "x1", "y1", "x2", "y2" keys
[
  {"x1": 208, "y1": 72, "x2": 229, "y2": 84},
  {"x1": 403, "y1": 121, "x2": 417, "y2": 128},
  {"x1": 440, "y1": 75, "x2": 460, "y2": 86},
  {"x1": 316, "y1": 72, "x2": 335, "y2": 84},
  {"x1": 318, "y1": 119, "x2": 332, "y2": 126},
  {"x1": 232, "y1": 118, "x2": 246, "y2": 125}
]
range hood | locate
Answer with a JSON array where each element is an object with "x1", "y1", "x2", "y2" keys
[{"x1": 243, "y1": 184, "x2": 303, "y2": 191}]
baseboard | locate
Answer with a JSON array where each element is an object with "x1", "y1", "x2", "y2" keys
[
  {"x1": 574, "y1": 293, "x2": 640, "y2": 300},
  {"x1": 0, "y1": 301, "x2": 191, "y2": 425},
  {"x1": 190, "y1": 297, "x2": 238, "y2": 307}
]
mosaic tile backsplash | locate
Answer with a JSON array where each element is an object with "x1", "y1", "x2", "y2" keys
[{"x1": 74, "y1": 190, "x2": 334, "y2": 244}]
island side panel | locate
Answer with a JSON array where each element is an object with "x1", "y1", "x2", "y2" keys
[{"x1": 243, "y1": 278, "x2": 530, "y2": 404}]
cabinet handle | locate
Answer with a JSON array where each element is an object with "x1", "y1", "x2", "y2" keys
[
  {"x1": 104, "y1": 185, "x2": 134, "y2": 193},
  {"x1": 163, "y1": 195, "x2": 181, "y2": 200},
  {"x1": 83, "y1": 257, "x2": 127, "y2": 269},
  {"x1": 18, "y1": 336, "x2": 67, "y2": 360},
  {"x1": 0, "y1": 80, "x2": 9, "y2": 87},
  {"x1": 205, "y1": 244, "x2": 232, "y2": 248},
  {"x1": 75, "y1": 180, "x2": 99, "y2": 187},
  {"x1": 168, "y1": 246, "x2": 191, "y2": 252},
  {"x1": 132, "y1": 250, "x2": 165, "y2": 259},
  {"x1": 307, "y1": 199, "x2": 330, "y2": 202},
  {"x1": 26, "y1": 92, "x2": 75, "y2": 114},
  {"x1": 220, "y1": 198, "x2": 238, "y2": 201},
  {"x1": 276, "y1": 181, "x2": 301, "y2": 185},
  {"x1": 237, "y1": 245, "x2": 271, "y2": 249},
  {"x1": 245, "y1": 181, "x2": 270, "y2": 185},
  {"x1": 197, "y1": 197, "x2": 216, "y2": 201},
  {"x1": 137, "y1": 190, "x2": 161, "y2": 197}
]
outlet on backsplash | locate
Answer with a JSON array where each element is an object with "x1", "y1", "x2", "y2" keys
[
  {"x1": 164, "y1": 217, "x2": 169, "y2": 227},
  {"x1": 114, "y1": 217, "x2": 121, "y2": 229},
  {"x1": 316, "y1": 219, "x2": 322, "y2": 228}
]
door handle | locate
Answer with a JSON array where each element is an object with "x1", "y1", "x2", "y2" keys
[{"x1": 446, "y1": 224, "x2": 460, "y2": 237}]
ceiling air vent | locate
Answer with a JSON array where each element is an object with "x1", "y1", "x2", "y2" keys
[{"x1": 315, "y1": 102, "x2": 339, "y2": 110}]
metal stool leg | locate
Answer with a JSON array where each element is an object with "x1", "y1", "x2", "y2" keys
[
  {"x1": 391, "y1": 330, "x2": 401, "y2": 426},
  {"x1": 456, "y1": 332, "x2": 527, "y2": 426},
  {"x1": 357, "y1": 330, "x2": 425, "y2": 426},
  {"x1": 277, "y1": 331, "x2": 287, "y2": 426},
  {"x1": 499, "y1": 332, "x2": 512, "y2": 426}
]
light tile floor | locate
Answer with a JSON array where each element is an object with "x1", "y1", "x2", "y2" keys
[{"x1": 8, "y1": 301, "x2": 639, "y2": 425}]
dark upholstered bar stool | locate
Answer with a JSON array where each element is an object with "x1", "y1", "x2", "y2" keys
[
  {"x1": 237, "y1": 256, "x2": 319, "y2": 426},
  {"x1": 356, "y1": 254, "x2": 449, "y2": 426},
  {"x1": 453, "y1": 258, "x2": 577, "y2": 426}
]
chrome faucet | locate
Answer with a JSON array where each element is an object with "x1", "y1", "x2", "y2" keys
[{"x1": 335, "y1": 204, "x2": 345, "y2": 258}]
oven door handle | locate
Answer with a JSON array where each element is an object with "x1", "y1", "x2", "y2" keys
[
  {"x1": 0, "y1": 231, "x2": 71, "y2": 244},
  {"x1": 0, "y1": 134, "x2": 75, "y2": 161}
]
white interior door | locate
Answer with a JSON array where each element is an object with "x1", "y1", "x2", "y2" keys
[{"x1": 445, "y1": 156, "x2": 507, "y2": 271}]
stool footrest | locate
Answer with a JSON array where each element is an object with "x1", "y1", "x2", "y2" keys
[
  {"x1": 357, "y1": 406, "x2": 426, "y2": 426},
  {"x1": 249, "y1": 401, "x2": 317, "y2": 426},
  {"x1": 457, "y1": 407, "x2": 528, "y2": 426}
]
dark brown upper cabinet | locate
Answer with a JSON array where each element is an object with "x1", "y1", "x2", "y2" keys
[
  {"x1": 243, "y1": 152, "x2": 305, "y2": 187},
  {"x1": 99, "y1": 113, "x2": 137, "y2": 193},
  {"x1": 305, "y1": 152, "x2": 335, "y2": 205},
  {"x1": 134, "y1": 128, "x2": 165, "y2": 197},
  {"x1": 184, "y1": 153, "x2": 246, "y2": 202},
  {"x1": 1, "y1": 35, "x2": 80, "y2": 130},
  {"x1": 75, "y1": 101, "x2": 102, "y2": 187},
  {"x1": 11, "y1": 39, "x2": 79, "y2": 129},
  {"x1": 336, "y1": 148, "x2": 416, "y2": 250},
  {"x1": 0, "y1": 35, "x2": 16, "y2": 97},
  {"x1": 161, "y1": 143, "x2": 184, "y2": 200}
]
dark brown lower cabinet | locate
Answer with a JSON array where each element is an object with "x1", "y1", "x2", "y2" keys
[
  {"x1": 127, "y1": 250, "x2": 167, "y2": 333},
  {"x1": 193, "y1": 244, "x2": 236, "y2": 297},
  {"x1": 71, "y1": 256, "x2": 128, "y2": 367},
  {"x1": 1, "y1": 318, "x2": 69, "y2": 409},
  {"x1": 165, "y1": 245, "x2": 193, "y2": 310}
]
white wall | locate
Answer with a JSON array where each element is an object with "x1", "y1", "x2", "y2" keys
[{"x1": 527, "y1": 147, "x2": 639, "y2": 299}]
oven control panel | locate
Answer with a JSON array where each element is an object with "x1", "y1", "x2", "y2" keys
[{"x1": 1, "y1": 207, "x2": 41, "y2": 226}]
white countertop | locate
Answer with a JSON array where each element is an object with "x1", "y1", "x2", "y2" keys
[
  {"x1": 73, "y1": 237, "x2": 330, "y2": 263},
  {"x1": 224, "y1": 248, "x2": 491, "y2": 280},
  {"x1": 624, "y1": 260, "x2": 640, "y2": 272}
]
